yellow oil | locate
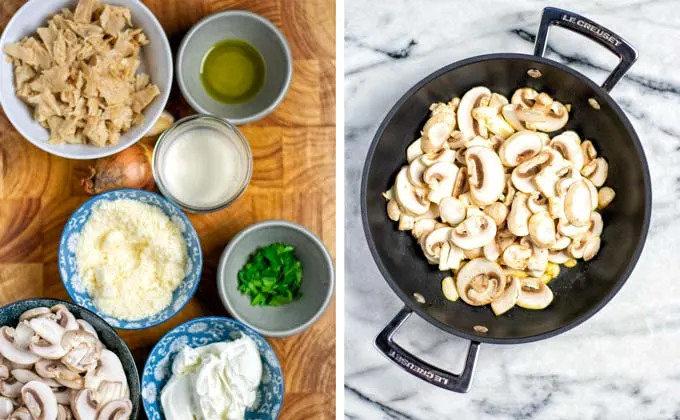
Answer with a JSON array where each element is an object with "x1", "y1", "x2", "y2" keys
[{"x1": 200, "y1": 39, "x2": 266, "y2": 104}]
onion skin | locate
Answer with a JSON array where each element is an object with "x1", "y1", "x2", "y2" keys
[{"x1": 81, "y1": 143, "x2": 155, "y2": 195}]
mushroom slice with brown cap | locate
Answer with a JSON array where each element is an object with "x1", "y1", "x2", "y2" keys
[
  {"x1": 70, "y1": 389, "x2": 97, "y2": 420},
  {"x1": 406, "y1": 138, "x2": 424, "y2": 163},
  {"x1": 394, "y1": 167, "x2": 430, "y2": 215},
  {"x1": 511, "y1": 88, "x2": 539, "y2": 107},
  {"x1": 516, "y1": 277, "x2": 554, "y2": 309},
  {"x1": 528, "y1": 212, "x2": 557, "y2": 248},
  {"x1": 516, "y1": 92, "x2": 569, "y2": 132},
  {"x1": 564, "y1": 180, "x2": 592, "y2": 227},
  {"x1": 451, "y1": 167, "x2": 468, "y2": 198},
  {"x1": 423, "y1": 162, "x2": 458, "y2": 204},
  {"x1": 96, "y1": 399, "x2": 131, "y2": 420},
  {"x1": 490, "y1": 276, "x2": 521, "y2": 316},
  {"x1": 550, "y1": 131, "x2": 584, "y2": 170},
  {"x1": 421, "y1": 103, "x2": 456, "y2": 153},
  {"x1": 567, "y1": 235, "x2": 588, "y2": 259},
  {"x1": 449, "y1": 215, "x2": 497, "y2": 250},
  {"x1": 19, "y1": 308, "x2": 51, "y2": 322},
  {"x1": 455, "y1": 258, "x2": 505, "y2": 306},
  {"x1": 527, "y1": 193, "x2": 549, "y2": 214},
  {"x1": 0, "y1": 327, "x2": 40, "y2": 365},
  {"x1": 28, "y1": 316, "x2": 68, "y2": 360},
  {"x1": 507, "y1": 192, "x2": 531, "y2": 237},
  {"x1": 465, "y1": 146, "x2": 504, "y2": 206},
  {"x1": 50, "y1": 306, "x2": 78, "y2": 332},
  {"x1": 581, "y1": 157, "x2": 608, "y2": 187},
  {"x1": 84, "y1": 350, "x2": 127, "y2": 398},
  {"x1": 9, "y1": 407, "x2": 33, "y2": 420},
  {"x1": 35, "y1": 360, "x2": 81, "y2": 383},
  {"x1": 502, "y1": 242, "x2": 532, "y2": 270},
  {"x1": 498, "y1": 131, "x2": 543, "y2": 167},
  {"x1": 439, "y1": 197, "x2": 466, "y2": 226},
  {"x1": 21, "y1": 381, "x2": 58, "y2": 420},
  {"x1": 457, "y1": 86, "x2": 491, "y2": 139}
]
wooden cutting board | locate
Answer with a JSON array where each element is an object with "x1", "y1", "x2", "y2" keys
[{"x1": 0, "y1": 0, "x2": 336, "y2": 418}]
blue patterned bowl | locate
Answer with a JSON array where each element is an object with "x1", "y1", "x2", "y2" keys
[
  {"x1": 58, "y1": 189, "x2": 203, "y2": 330},
  {"x1": 141, "y1": 317, "x2": 284, "y2": 420}
]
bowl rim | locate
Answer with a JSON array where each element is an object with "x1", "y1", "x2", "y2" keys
[
  {"x1": 175, "y1": 9, "x2": 293, "y2": 125},
  {"x1": 0, "y1": 297, "x2": 141, "y2": 417},
  {"x1": 0, "y1": 0, "x2": 173, "y2": 160},
  {"x1": 141, "y1": 315, "x2": 284, "y2": 419},
  {"x1": 58, "y1": 188, "x2": 203, "y2": 330},
  {"x1": 217, "y1": 219, "x2": 335, "y2": 337}
]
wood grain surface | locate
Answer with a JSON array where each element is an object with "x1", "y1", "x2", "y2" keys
[{"x1": 0, "y1": 0, "x2": 336, "y2": 418}]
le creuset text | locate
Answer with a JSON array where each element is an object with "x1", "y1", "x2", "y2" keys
[
  {"x1": 561, "y1": 14, "x2": 622, "y2": 46},
  {"x1": 387, "y1": 350, "x2": 449, "y2": 385}
]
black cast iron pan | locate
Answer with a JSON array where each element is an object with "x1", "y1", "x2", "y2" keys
[{"x1": 361, "y1": 7, "x2": 651, "y2": 392}]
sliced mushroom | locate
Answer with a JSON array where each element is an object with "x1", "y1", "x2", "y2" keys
[
  {"x1": 557, "y1": 217, "x2": 589, "y2": 238},
  {"x1": 75, "y1": 322, "x2": 98, "y2": 342},
  {"x1": 398, "y1": 214, "x2": 415, "y2": 231},
  {"x1": 0, "y1": 395, "x2": 13, "y2": 418},
  {"x1": 412, "y1": 219, "x2": 437, "y2": 240},
  {"x1": 581, "y1": 157, "x2": 608, "y2": 187},
  {"x1": 406, "y1": 138, "x2": 424, "y2": 163},
  {"x1": 598, "y1": 187, "x2": 615, "y2": 209},
  {"x1": 0, "y1": 378, "x2": 23, "y2": 398},
  {"x1": 583, "y1": 179, "x2": 598, "y2": 211},
  {"x1": 445, "y1": 244, "x2": 466, "y2": 271},
  {"x1": 394, "y1": 167, "x2": 430, "y2": 215},
  {"x1": 455, "y1": 258, "x2": 505, "y2": 306},
  {"x1": 551, "y1": 235, "x2": 571, "y2": 251},
  {"x1": 422, "y1": 228, "x2": 453, "y2": 264},
  {"x1": 507, "y1": 192, "x2": 531, "y2": 237},
  {"x1": 407, "y1": 157, "x2": 429, "y2": 187},
  {"x1": 11, "y1": 370, "x2": 60, "y2": 388},
  {"x1": 528, "y1": 212, "x2": 557, "y2": 248},
  {"x1": 423, "y1": 162, "x2": 458, "y2": 204},
  {"x1": 581, "y1": 140, "x2": 597, "y2": 165},
  {"x1": 514, "y1": 91, "x2": 569, "y2": 132},
  {"x1": 9, "y1": 407, "x2": 33, "y2": 420},
  {"x1": 483, "y1": 239, "x2": 501, "y2": 262},
  {"x1": 567, "y1": 235, "x2": 588, "y2": 259},
  {"x1": 457, "y1": 86, "x2": 491, "y2": 139},
  {"x1": 95, "y1": 381, "x2": 126, "y2": 407},
  {"x1": 511, "y1": 149, "x2": 563, "y2": 193},
  {"x1": 56, "y1": 405, "x2": 73, "y2": 420},
  {"x1": 439, "y1": 197, "x2": 466, "y2": 226},
  {"x1": 420, "y1": 149, "x2": 456, "y2": 166},
  {"x1": 386, "y1": 200, "x2": 401, "y2": 222},
  {"x1": 50, "y1": 306, "x2": 78, "y2": 332},
  {"x1": 490, "y1": 276, "x2": 521, "y2": 316},
  {"x1": 483, "y1": 202, "x2": 508, "y2": 227},
  {"x1": 548, "y1": 250, "x2": 571, "y2": 264},
  {"x1": 449, "y1": 215, "x2": 497, "y2": 250},
  {"x1": 83, "y1": 351, "x2": 127, "y2": 398},
  {"x1": 498, "y1": 131, "x2": 543, "y2": 167},
  {"x1": 502, "y1": 241, "x2": 532, "y2": 272},
  {"x1": 583, "y1": 237, "x2": 601, "y2": 261},
  {"x1": 21, "y1": 381, "x2": 58, "y2": 420},
  {"x1": 95, "y1": 399, "x2": 131, "y2": 420},
  {"x1": 421, "y1": 103, "x2": 456, "y2": 153},
  {"x1": 471, "y1": 104, "x2": 515, "y2": 139},
  {"x1": 53, "y1": 388, "x2": 71, "y2": 406},
  {"x1": 564, "y1": 180, "x2": 592, "y2": 227},
  {"x1": 463, "y1": 247, "x2": 484, "y2": 259},
  {"x1": 34, "y1": 360, "x2": 81, "y2": 385},
  {"x1": 19, "y1": 308, "x2": 51, "y2": 322},
  {"x1": 516, "y1": 277, "x2": 554, "y2": 309},
  {"x1": 550, "y1": 131, "x2": 584, "y2": 170},
  {"x1": 0, "y1": 328, "x2": 40, "y2": 365},
  {"x1": 465, "y1": 146, "x2": 505, "y2": 206},
  {"x1": 70, "y1": 390, "x2": 97, "y2": 420},
  {"x1": 527, "y1": 244, "x2": 549, "y2": 278},
  {"x1": 526, "y1": 193, "x2": 549, "y2": 214}
]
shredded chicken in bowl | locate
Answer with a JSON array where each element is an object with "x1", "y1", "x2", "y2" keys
[{"x1": 3, "y1": 0, "x2": 160, "y2": 147}]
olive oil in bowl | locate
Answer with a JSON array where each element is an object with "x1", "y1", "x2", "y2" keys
[{"x1": 200, "y1": 39, "x2": 266, "y2": 104}]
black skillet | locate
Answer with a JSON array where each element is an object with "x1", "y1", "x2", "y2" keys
[{"x1": 361, "y1": 7, "x2": 651, "y2": 392}]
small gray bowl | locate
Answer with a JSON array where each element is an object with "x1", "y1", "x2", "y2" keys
[
  {"x1": 177, "y1": 11, "x2": 293, "y2": 125},
  {"x1": 0, "y1": 298, "x2": 140, "y2": 418},
  {"x1": 218, "y1": 220, "x2": 334, "y2": 337}
]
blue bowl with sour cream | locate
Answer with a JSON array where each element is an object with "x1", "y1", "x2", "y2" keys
[
  {"x1": 141, "y1": 316, "x2": 283, "y2": 420},
  {"x1": 58, "y1": 189, "x2": 203, "y2": 330}
]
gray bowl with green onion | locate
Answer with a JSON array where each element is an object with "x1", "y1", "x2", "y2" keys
[{"x1": 217, "y1": 220, "x2": 334, "y2": 337}]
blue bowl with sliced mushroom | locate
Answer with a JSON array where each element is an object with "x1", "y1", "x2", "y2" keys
[{"x1": 0, "y1": 298, "x2": 139, "y2": 419}]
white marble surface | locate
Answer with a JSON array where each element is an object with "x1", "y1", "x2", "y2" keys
[{"x1": 344, "y1": 1, "x2": 680, "y2": 419}]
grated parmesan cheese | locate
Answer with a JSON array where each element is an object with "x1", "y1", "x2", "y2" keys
[{"x1": 76, "y1": 199, "x2": 188, "y2": 320}]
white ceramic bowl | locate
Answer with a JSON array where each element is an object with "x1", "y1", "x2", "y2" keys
[{"x1": 0, "y1": 0, "x2": 172, "y2": 160}]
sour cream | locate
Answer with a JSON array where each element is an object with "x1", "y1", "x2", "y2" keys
[{"x1": 160, "y1": 336, "x2": 262, "y2": 420}]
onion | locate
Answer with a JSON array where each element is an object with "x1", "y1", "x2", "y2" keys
[{"x1": 81, "y1": 143, "x2": 155, "y2": 194}]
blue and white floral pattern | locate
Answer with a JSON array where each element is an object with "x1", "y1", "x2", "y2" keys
[
  {"x1": 141, "y1": 317, "x2": 283, "y2": 420},
  {"x1": 58, "y1": 189, "x2": 203, "y2": 330}
]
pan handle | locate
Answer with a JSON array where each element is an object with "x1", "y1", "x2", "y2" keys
[
  {"x1": 374, "y1": 306, "x2": 480, "y2": 393},
  {"x1": 533, "y1": 7, "x2": 638, "y2": 92}
]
